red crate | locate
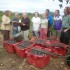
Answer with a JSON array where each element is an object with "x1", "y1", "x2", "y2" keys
[
  {"x1": 45, "y1": 40, "x2": 51, "y2": 45},
  {"x1": 46, "y1": 37, "x2": 57, "y2": 45},
  {"x1": 3, "y1": 39, "x2": 21, "y2": 53},
  {"x1": 53, "y1": 49, "x2": 67, "y2": 59},
  {"x1": 14, "y1": 46, "x2": 26, "y2": 58},
  {"x1": 32, "y1": 38, "x2": 46, "y2": 44},
  {"x1": 43, "y1": 40, "x2": 68, "y2": 58},
  {"x1": 14, "y1": 41, "x2": 34, "y2": 58},
  {"x1": 51, "y1": 47, "x2": 66, "y2": 58},
  {"x1": 51, "y1": 42, "x2": 68, "y2": 58},
  {"x1": 25, "y1": 46, "x2": 51, "y2": 69}
]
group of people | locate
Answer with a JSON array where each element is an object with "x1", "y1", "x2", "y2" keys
[{"x1": 0, "y1": 6, "x2": 70, "y2": 45}]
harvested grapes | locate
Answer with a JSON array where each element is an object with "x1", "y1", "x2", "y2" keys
[
  {"x1": 18, "y1": 41, "x2": 33, "y2": 49},
  {"x1": 35, "y1": 39, "x2": 45, "y2": 44},
  {"x1": 30, "y1": 48, "x2": 46, "y2": 56},
  {"x1": 6, "y1": 39, "x2": 17, "y2": 44}
]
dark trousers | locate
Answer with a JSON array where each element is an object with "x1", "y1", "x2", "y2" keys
[
  {"x1": 47, "y1": 25, "x2": 52, "y2": 37},
  {"x1": 60, "y1": 29, "x2": 70, "y2": 45},
  {"x1": 33, "y1": 31, "x2": 40, "y2": 38},
  {"x1": 2, "y1": 30, "x2": 10, "y2": 41}
]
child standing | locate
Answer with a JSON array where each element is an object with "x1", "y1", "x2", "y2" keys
[{"x1": 40, "y1": 13, "x2": 48, "y2": 39}]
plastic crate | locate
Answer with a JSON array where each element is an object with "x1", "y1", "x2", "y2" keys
[
  {"x1": 32, "y1": 38, "x2": 46, "y2": 45},
  {"x1": 25, "y1": 46, "x2": 51, "y2": 69},
  {"x1": 51, "y1": 42, "x2": 68, "y2": 58},
  {"x1": 51, "y1": 47, "x2": 66, "y2": 58},
  {"x1": 3, "y1": 39, "x2": 21, "y2": 53},
  {"x1": 46, "y1": 37, "x2": 57, "y2": 45},
  {"x1": 42, "y1": 40, "x2": 68, "y2": 58},
  {"x1": 14, "y1": 41, "x2": 34, "y2": 58}
]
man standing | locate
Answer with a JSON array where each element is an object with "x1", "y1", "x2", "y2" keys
[
  {"x1": 12, "y1": 13, "x2": 19, "y2": 35},
  {"x1": 45, "y1": 9, "x2": 53, "y2": 37},
  {"x1": 21, "y1": 12, "x2": 30, "y2": 40}
]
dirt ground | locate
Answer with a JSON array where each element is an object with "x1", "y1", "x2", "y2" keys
[{"x1": 0, "y1": 34, "x2": 70, "y2": 70}]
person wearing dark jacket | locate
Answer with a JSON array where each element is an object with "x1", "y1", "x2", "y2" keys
[
  {"x1": 60, "y1": 7, "x2": 70, "y2": 45},
  {"x1": 21, "y1": 12, "x2": 30, "y2": 40}
]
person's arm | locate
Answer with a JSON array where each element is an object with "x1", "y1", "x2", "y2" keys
[
  {"x1": 25, "y1": 18, "x2": 30, "y2": 26},
  {"x1": 12, "y1": 18, "x2": 18, "y2": 24},
  {"x1": 68, "y1": 15, "x2": 70, "y2": 29},
  {"x1": 46, "y1": 19, "x2": 48, "y2": 34},
  {"x1": 60, "y1": 16, "x2": 62, "y2": 32},
  {"x1": 53, "y1": 16, "x2": 55, "y2": 26},
  {"x1": 46, "y1": 22, "x2": 48, "y2": 29},
  {"x1": 21, "y1": 18, "x2": 30, "y2": 27},
  {"x1": 64, "y1": 15, "x2": 70, "y2": 32},
  {"x1": 38, "y1": 18, "x2": 41, "y2": 31}
]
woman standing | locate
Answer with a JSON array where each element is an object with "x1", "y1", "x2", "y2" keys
[
  {"x1": 32, "y1": 12, "x2": 41, "y2": 38},
  {"x1": 1, "y1": 10, "x2": 11, "y2": 41},
  {"x1": 60, "y1": 7, "x2": 70, "y2": 45},
  {"x1": 54, "y1": 10, "x2": 62, "y2": 40},
  {"x1": 40, "y1": 13, "x2": 48, "y2": 39}
]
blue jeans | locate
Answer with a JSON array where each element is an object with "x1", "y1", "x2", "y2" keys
[{"x1": 13, "y1": 27, "x2": 18, "y2": 35}]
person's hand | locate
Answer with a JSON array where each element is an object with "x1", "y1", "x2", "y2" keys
[
  {"x1": 38, "y1": 28, "x2": 40, "y2": 31},
  {"x1": 64, "y1": 29, "x2": 68, "y2": 32},
  {"x1": 12, "y1": 21, "x2": 17, "y2": 23},
  {"x1": 60, "y1": 29, "x2": 62, "y2": 32},
  {"x1": 4, "y1": 24, "x2": 9, "y2": 26},
  {"x1": 44, "y1": 29, "x2": 47, "y2": 34},
  {"x1": 37, "y1": 30, "x2": 40, "y2": 32},
  {"x1": 22, "y1": 23, "x2": 25, "y2": 26},
  {"x1": 13, "y1": 27, "x2": 16, "y2": 30},
  {"x1": 45, "y1": 31, "x2": 47, "y2": 34}
]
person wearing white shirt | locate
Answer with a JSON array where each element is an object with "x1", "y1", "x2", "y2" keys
[{"x1": 32, "y1": 12, "x2": 41, "y2": 37}]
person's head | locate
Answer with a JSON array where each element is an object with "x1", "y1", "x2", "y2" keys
[
  {"x1": 64, "y1": 7, "x2": 69, "y2": 16},
  {"x1": 4, "y1": 10, "x2": 11, "y2": 17},
  {"x1": 45, "y1": 9, "x2": 49, "y2": 16},
  {"x1": 42, "y1": 13, "x2": 47, "y2": 19},
  {"x1": 54, "y1": 10, "x2": 60, "y2": 16},
  {"x1": 22, "y1": 12, "x2": 27, "y2": 18},
  {"x1": 34, "y1": 12, "x2": 39, "y2": 18},
  {"x1": 15, "y1": 12, "x2": 19, "y2": 18}
]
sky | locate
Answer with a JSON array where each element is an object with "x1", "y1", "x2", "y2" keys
[{"x1": 0, "y1": 0, "x2": 70, "y2": 14}]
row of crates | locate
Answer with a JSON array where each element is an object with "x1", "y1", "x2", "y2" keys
[{"x1": 3, "y1": 38, "x2": 68, "y2": 69}]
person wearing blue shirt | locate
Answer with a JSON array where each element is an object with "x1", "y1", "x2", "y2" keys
[
  {"x1": 45, "y1": 9, "x2": 53, "y2": 37},
  {"x1": 12, "y1": 13, "x2": 19, "y2": 35}
]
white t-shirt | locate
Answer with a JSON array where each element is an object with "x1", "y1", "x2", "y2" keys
[
  {"x1": 32, "y1": 17, "x2": 41, "y2": 31},
  {"x1": 41, "y1": 19, "x2": 48, "y2": 28}
]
